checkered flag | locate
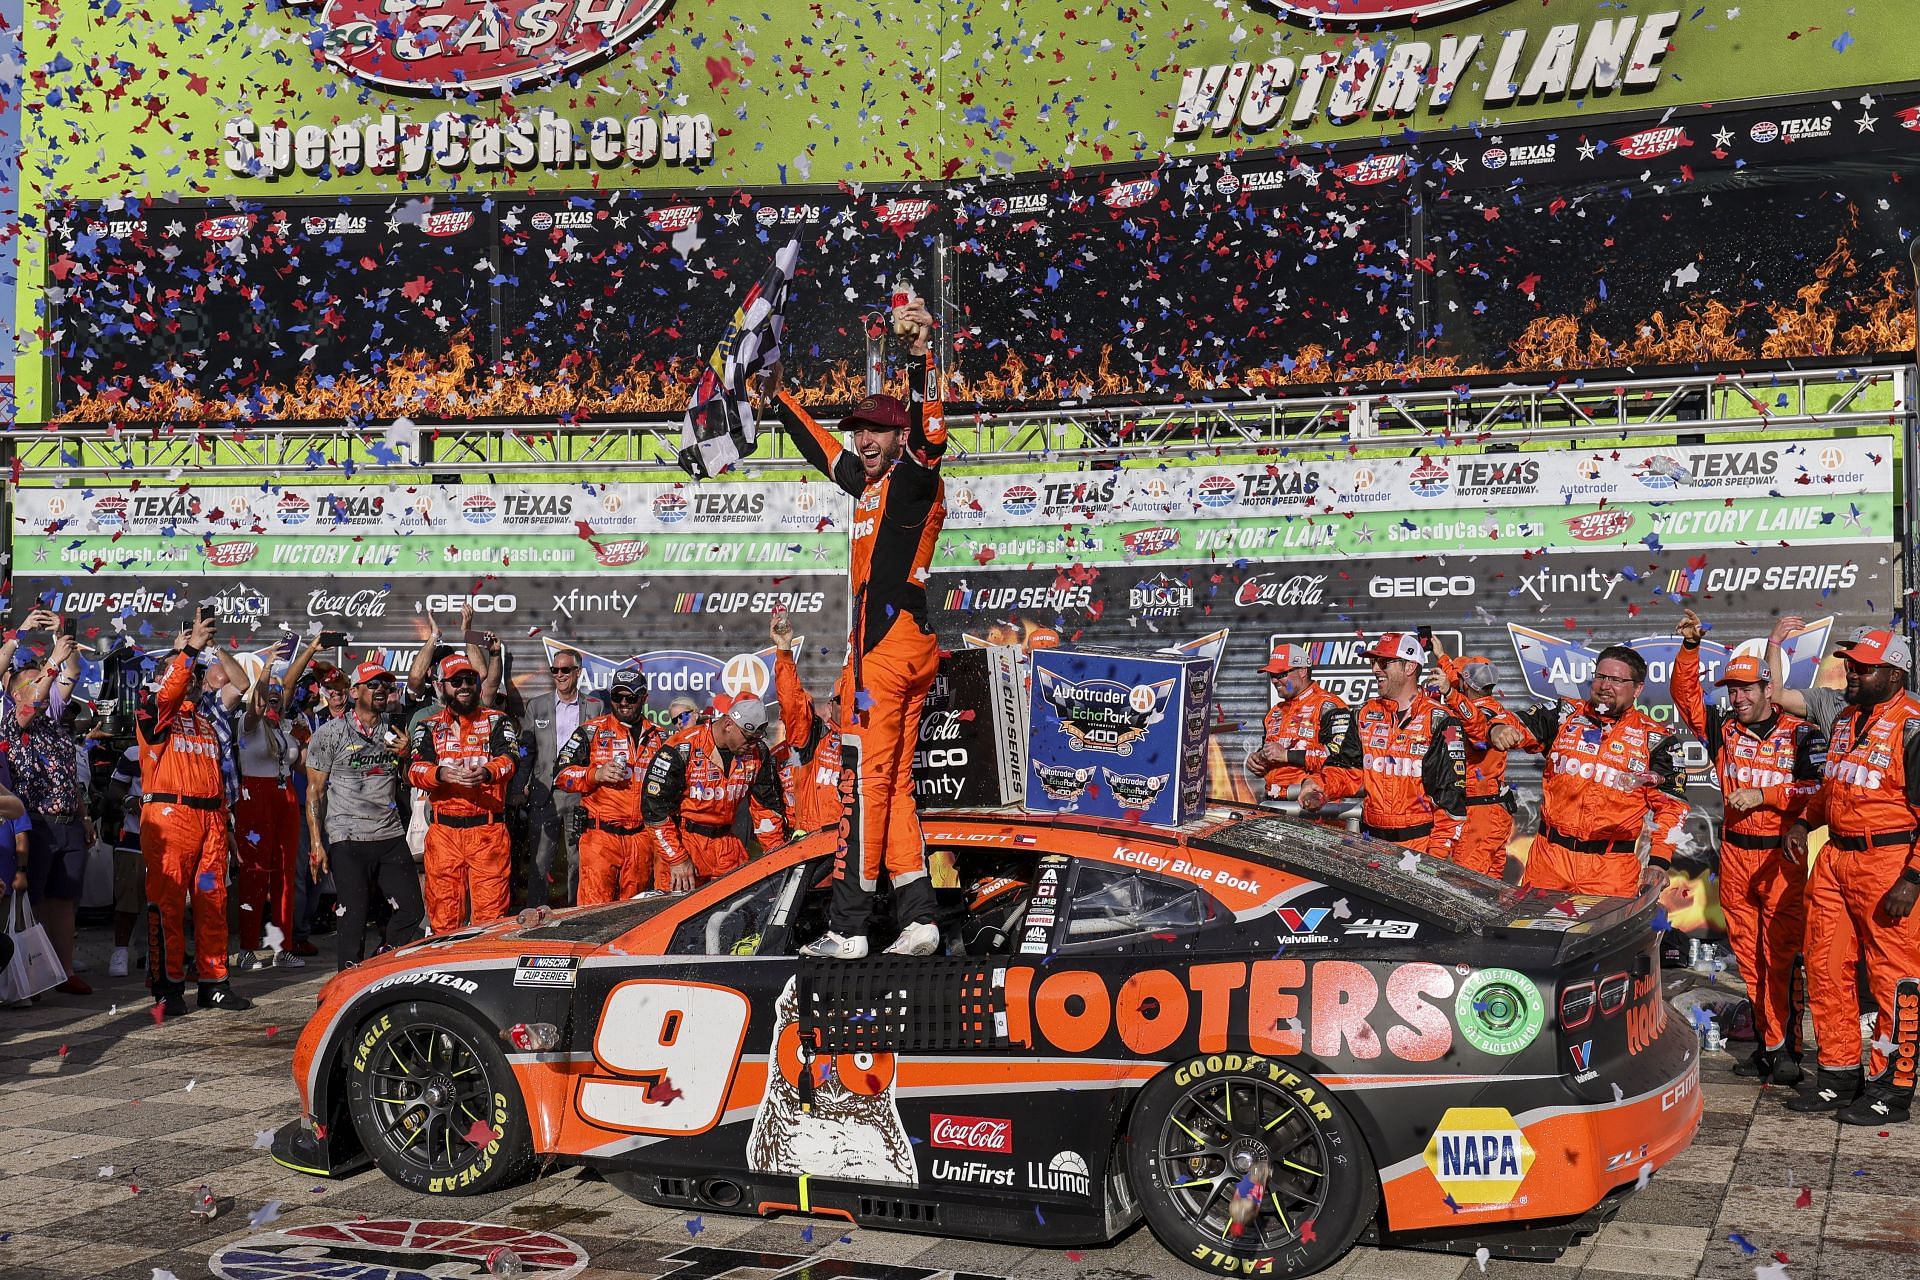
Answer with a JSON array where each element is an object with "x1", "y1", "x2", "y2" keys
[{"x1": 678, "y1": 237, "x2": 802, "y2": 478}]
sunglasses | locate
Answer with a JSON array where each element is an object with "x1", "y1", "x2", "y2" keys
[
  {"x1": 550, "y1": 664, "x2": 581, "y2": 674},
  {"x1": 609, "y1": 691, "x2": 641, "y2": 703},
  {"x1": 447, "y1": 674, "x2": 479, "y2": 687}
]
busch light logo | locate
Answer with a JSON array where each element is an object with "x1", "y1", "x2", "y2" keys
[
  {"x1": 544, "y1": 641, "x2": 780, "y2": 728},
  {"x1": 1033, "y1": 761, "x2": 1096, "y2": 803},
  {"x1": 1129, "y1": 575, "x2": 1193, "y2": 619},
  {"x1": 1507, "y1": 619, "x2": 1833, "y2": 707},
  {"x1": 1001, "y1": 485, "x2": 1039, "y2": 516},
  {"x1": 653, "y1": 490, "x2": 689, "y2": 524},
  {"x1": 284, "y1": 0, "x2": 675, "y2": 96},
  {"x1": 1103, "y1": 767, "x2": 1170, "y2": 808},
  {"x1": 1035, "y1": 670, "x2": 1175, "y2": 756}
]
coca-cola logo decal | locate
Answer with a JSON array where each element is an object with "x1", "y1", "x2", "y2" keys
[
  {"x1": 930, "y1": 1113, "x2": 1014, "y2": 1153},
  {"x1": 285, "y1": 0, "x2": 675, "y2": 96}
]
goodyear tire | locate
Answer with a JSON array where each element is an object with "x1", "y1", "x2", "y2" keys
[
  {"x1": 1126, "y1": 1053, "x2": 1378, "y2": 1278},
  {"x1": 343, "y1": 1002, "x2": 534, "y2": 1196}
]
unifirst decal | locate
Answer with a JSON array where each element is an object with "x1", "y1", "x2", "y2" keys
[{"x1": 1173, "y1": 11, "x2": 1680, "y2": 139}]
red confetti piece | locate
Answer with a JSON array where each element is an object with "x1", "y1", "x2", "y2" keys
[
  {"x1": 1794, "y1": 1185, "x2": 1812, "y2": 1208},
  {"x1": 463, "y1": 1120, "x2": 501, "y2": 1147}
]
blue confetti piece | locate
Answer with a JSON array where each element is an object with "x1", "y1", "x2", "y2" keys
[{"x1": 1728, "y1": 1231, "x2": 1757, "y2": 1255}]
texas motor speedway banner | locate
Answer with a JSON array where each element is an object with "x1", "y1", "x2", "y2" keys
[{"x1": 924, "y1": 433, "x2": 1901, "y2": 925}]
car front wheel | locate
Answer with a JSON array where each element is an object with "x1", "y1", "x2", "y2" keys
[
  {"x1": 1126, "y1": 1052, "x2": 1378, "y2": 1278},
  {"x1": 343, "y1": 1002, "x2": 535, "y2": 1196}
]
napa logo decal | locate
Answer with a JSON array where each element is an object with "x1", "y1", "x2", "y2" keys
[
  {"x1": 285, "y1": 1, "x2": 675, "y2": 96},
  {"x1": 1423, "y1": 1107, "x2": 1535, "y2": 1206},
  {"x1": 1034, "y1": 671, "x2": 1176, "y2": 756},
  {"x1": 540, "y1": 640, "x2": 780, "y2": 725},
  {"x1": 1507, "y1": 620, "x2": 1833, "y2": 707}
]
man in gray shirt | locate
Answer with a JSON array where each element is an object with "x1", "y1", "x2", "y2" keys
[{"x1": 306, "y1": 661, "x2": 425, "y2": 970}]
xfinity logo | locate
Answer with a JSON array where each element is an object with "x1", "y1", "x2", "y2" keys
[
  {"x1": 1513, "y1": 567, "x2": 1627, "y2": 603},
  {"x1": 1369, "y1": 575, "x2": 1474, "y2": 600}
]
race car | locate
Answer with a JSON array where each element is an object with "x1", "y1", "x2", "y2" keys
[{"x1": 272, "y1": 806, "x2": 1702, "y2": 1277}]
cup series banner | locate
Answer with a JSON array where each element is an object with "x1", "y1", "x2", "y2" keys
[
  {"x1": 922, "y1": 432, "x2": 1900, "y2": 927},
  {"x1": 8, "y1": 479, "x2": 855, "y2": 730}
]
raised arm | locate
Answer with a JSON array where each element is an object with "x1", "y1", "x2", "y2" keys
[
  {"x1": 1766, "y1": 615, "x2": 1810, "y2": 719},
  {"x1": 1670, "y1": 615, "x2": 1711, "y2": 743}
]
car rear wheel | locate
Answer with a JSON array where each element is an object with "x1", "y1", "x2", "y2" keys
[
  {"x1": 1126, "y1": 1053, "x2": 1378, "y2": 1278},
  {"x1": 343, "y1": 1002, "x2": 534, "y2": 1196}
]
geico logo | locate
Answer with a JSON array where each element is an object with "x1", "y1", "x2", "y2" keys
[
  {"x1": 1549, "y1": 752, "x2": 1639, "y2": 791},
  {"x1": 423, "y1": 594, "x2": 517, "y2": 612},
  {"x1": 916, "y1": 748, "x2": 968, "y2": 769},
  {"x1": 1006, "y1": 958, "x2": 1458, "y2": 1062},
  {"x1": 1369, "y1": 576, "x2": 1474, "y2": 599},
  {"x1": 1364, "y1": 755, "x2": 1423, "y2": 777},
  {"x1": 1825, "y1": 760, "x2": 1885, "y2": 788},
  {"x1": 1728, "y1": 763, "x2": 1791, "y2": 788}
]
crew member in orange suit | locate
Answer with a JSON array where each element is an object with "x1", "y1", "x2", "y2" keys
[
  {"x1": 770, "y1": 612, "x2": 841, "y2": 834},
  {"x1": 1670, "y1": 609, "x2": 1823, "y2": 1086},
  {"x1": 770, "y1": 294, "x2": 945, "y2": 959},
  {"x1": 1431, "y1": 640, "x2": 1539, "y2": 879},
  {"x1": 554, "y1": 670, "x2": 662, "y2": 906},
  {"x1": 407, "y1": 654, "x2": 520, "y2": 932},
  {"x1": 1244, "y1": 643, "x2": 1359, "y2": 805},
  {"x1": 1770, "y1": 619, "x2": 1920, "y2": 1124},
  {"x1": 1302, "y1": 633, "x2": 1466, "y2": 859},
  {"x1": 642, "y1": 697, "x2": 789, "y2": 892},
  {"x1": 137, "y1": 611, "x2": 251, "y2": 1016},
  {"x1": 1499, "y1": 643, "x2": 1690, "y2": 898}
]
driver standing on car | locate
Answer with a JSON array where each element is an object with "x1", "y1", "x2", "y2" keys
[
  {"x1": 554, "y1": 670, "x2": 663, "y2": 906},
  {"x1": 1244, "y1": 643, "x2": 1359, "y2": 806},
  {"x1": 642, "y1": 696, "x2": 789, "y2": 893},
  {"x1": 1300, "y1": 633, "x2": 1466, "y2": 859},
  {"x1": 1493, "y1": 643, "x2": 1690, "y2": 897}
]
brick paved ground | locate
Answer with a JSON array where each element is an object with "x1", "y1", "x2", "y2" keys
[{"x1": 3, "y1": 935, "x2": 1918, "y2": 1280}]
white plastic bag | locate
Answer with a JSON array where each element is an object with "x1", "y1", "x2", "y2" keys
[{"x1": 0, "y1": 893, "x2": 65, "y2": 1002}]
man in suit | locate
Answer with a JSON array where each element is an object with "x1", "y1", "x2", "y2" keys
[{"x1": 518, "y1": 650, "x2": 590, "y2": 908}]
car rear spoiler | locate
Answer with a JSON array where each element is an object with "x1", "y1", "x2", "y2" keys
[{"x1": 1551, "y1": 866, "x2": 1668, "y2": 966}]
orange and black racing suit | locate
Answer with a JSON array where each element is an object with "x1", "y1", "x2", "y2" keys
[
  {"x1": 1438, "y1": 673, "x2": 1541, "y2": 879},
  {"x1": 555, "y1": 714, "x2": 664, "y2": 905},
  {"x1": 1319, "y1": 691, "x2": 1467, "y2": 859},
  {"x1": 136, "y1": 650, "x2": 231, "y2": 993},
  {"x1": 778, "y1": 354, "x2": 945, "y2": 935},
  {"x1": 642, "y1": 722, "x2": 789, "y2": 889},
  {"x1": 775, "y1": 648, "x2": 843, "y2": 835},
  {"x1": 1795, "y1": 687, "x2": 1920, "y2": 1095},
  {"x1": 407, "y1": 705, "x2": 519, "y2": 932},
  {"x1": 1510, "y1": 698, "x2": 1689, "y2": 897},
  {"x1": 1251, "y1": 681, "x2": 1358, "y2": 803}
]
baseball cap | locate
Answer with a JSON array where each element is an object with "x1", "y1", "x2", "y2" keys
[
  {"x1": 724, "y1": 696, "x2": 771, "y2": 739},
  {"x1": 438, "y1": 653, "x2": 476, "y2": 681},
  {"x1": 352, "y1": 660, "x2": 393, "y2": 686},
  {"x1": 1366, "y1": 633, "x2": 1426, "y2": 665},
  {"x1": 1262, "y1": 643, "x2": 1310, "y2": 676},
  {"x1": 609, "y1": 670, "x2": 646, "y2": 700},
  {"x1": 1458, "y1": 658, "x2": 1498, "y2": 693},
  {"x1": 1837, "y1": 627, "x2": 1913, "y2": 673},
  {"x1": 1714, "y1": 654, "x2": 1771, "y2": 687},
  {"x1": 843, "y1": 393, "x2": 908, "y2": 432}
]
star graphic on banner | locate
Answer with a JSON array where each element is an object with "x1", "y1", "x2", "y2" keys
[
  {"x1": 1855, "y1": 111, "x2": 1878, "y2": 132},
  {"x1": 1444, "y1": 153, "x2": 1467, "y2": 174},
  {"x1": 1299, "y1": 167, "x2": 1322, "y2": 188},
  {"x1": 611, "y1": 210, "x2": 631, "y2": 228},
  {"x1": 1352, "y1": 526, "x2": 1374, "y2": 544},
  {"x1": 385, "y1": 217, "x2": 402, "y2": 233},
  {"x1": 1576, "y1": 139, "x2": 1599, "y2": 161},
  {"x1": 415, "y1": 547, "x2": 434, "y2": 563},
  {"x1": 33, "y1": 545, "x2": 47, "y2": 562},
  {"x1": 724, "y1": 210, "x2": 743, "y2": 226},
  {"x1": 165, "y1": 220, "x2": 187, "y2": 238},
  {"x1": 812, "y1": 546, "x2": 833, "y2": 562},
  {"x1": 1711, "y1": 126, "x2": 1735, "y2": 148}
]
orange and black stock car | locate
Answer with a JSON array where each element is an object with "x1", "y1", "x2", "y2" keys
[{"x1": 272, "y1": 808, "x2": 1701, "y2": 1277}]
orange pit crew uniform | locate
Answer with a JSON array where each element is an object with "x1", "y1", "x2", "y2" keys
[
  {"x1": 136, "y1": 650, "x2": 232, "y2": 993},
  {"x1": 1510, "y1": 697, "x2": 1689, "y2": 897},
  {"x1": 407, "y1": 705, "x2": 520, "y2": 932},
  {"x1": 1318, "y1": 691, "x2": 1467, "y2": 859},
  {"x1": 642, "y1": 722, "x2": 789, "y2": 888},
  {"x1": 1438, "y1": 660, "x2": 1541, "y2": 879},
  {"x1": 555, "y1": 714, "x2": 664, "y2": 906},
  {"x1": 778, "y1": 355, "x2": 945, "y2": 935},
  {"x1": 774, "y1": 648, "x2": 843, "y2": 835},
  {"x1": 1670, "y1": 644, "x2": 1822, "y2": 1060},
  {"x1": 1794, "y1": 684, "x2": 1920, "y2": 1095},
  {"x1": 1254, "y1": 681, "x2": 1359, "y2": 803}
]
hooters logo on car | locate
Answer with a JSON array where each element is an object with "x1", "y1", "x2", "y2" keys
[
  {"x1": 593, "y1": 540, "x2": 650, "y2": 567},
  {"x1": 1101, "y1": 178, "x2": 1158, "y2": 210},
  {"x1": 422, "y1": 209, "x2": 476, "y2": 237},
  {"x1": 205, "y1": 540, "x2": 259, "y2": 568},
  {"x1": 1564, "y1": 510, "x2": 1634, "y2": 541},
  {"x1": 198, "y1": 215, "x2": 250, "y2": 241},
  {"x1": 646, "y1": 205, "x2": 701, "y2": 232},
  {"x1": 876, "y1": 198, "x2": 936, "y2": 227},
  {"x1": 282, "y1": 0, "x2": 674, "y2": 95},
  {"x1": 1122, "y1": 526, "x2": 1179, "y2": 557},
  {"x1": 1339, "y1": 154, "x2": 1405, "y2": 185},
  {"x1": 1613, "y1": 126, "x2": 1689, "y2": 159}
]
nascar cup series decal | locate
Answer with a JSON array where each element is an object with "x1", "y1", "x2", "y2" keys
[
  {"x1": 1422, "y1": 1107, "x2": 1537, "y2": 1207},
  {"x1": 1034, "y1": 668, "x2": 1176, "y2": 755},
  {"x1": 1454, "y1": 968, "x2": 1546, "y2": 1056}
]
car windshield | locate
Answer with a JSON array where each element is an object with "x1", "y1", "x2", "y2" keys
[
  {"x1": 1199, "y1": 816, "x2": 1514, "y2": 930},
  {"x1": 515, "y1": 895, "x2": 686, "y2": 946}
]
